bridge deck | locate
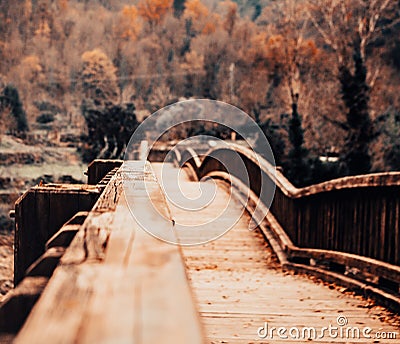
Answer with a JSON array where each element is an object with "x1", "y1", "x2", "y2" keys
[{"x1": 153, "y1": 163, "x2": 399, "y2": 343}]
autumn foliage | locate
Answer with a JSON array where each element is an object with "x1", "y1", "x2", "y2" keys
[
  {"x1": 0, "y1": 0, "x2": 399, "y2": 182},
  {"x1": 138, "y1": 0, "x2": 173, "y2": 25},
  {"x1": 117, "y1": 5, "x2": 142, "y2": 40}
]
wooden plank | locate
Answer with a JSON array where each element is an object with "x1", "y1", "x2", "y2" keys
[
  {"x1": 61, "y1": 172, "x2": 123, "y2": 265},
  {"x1": 14, "y1": 185, "x2": 99, "y2": 285},
  {"x1": 86, "y1": 159, "x2": 123, "y2": 185},
  {"x1": 0, "y1": 277, "x2": 48, "y2": 333},
  {"x1": 185, "y1": 145, "x2": 400, "y2": 265},
  {"x1": 25, "y1": 247, "x2": 65, "y2": 277},
  {"x1": 45, "y1": 224, "x2": 80, "y2": 249},
  {"x1": 15, "y1": 161, "x2": 204, "y2": 344},
  {"x1": 45, "y1": 212, "x2": 89, "y2": 249},
  {"x1": 152, "y1": 163, "x2": 400, "y2": 343}
]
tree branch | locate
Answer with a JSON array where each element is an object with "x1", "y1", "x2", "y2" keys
[
  {"x1": 368, "y1": 64, "x2": 381, "y2": 90},
  {"x1": 306, "y1": 9, "x2": 337, "y2": 51},
  {"x1": 321, "y1": 114, "x2": 349, "y2": 131}
]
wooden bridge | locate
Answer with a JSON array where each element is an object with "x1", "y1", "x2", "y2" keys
[{"x1": 1, "y1": 143, "x2": 400, "y2": 343}]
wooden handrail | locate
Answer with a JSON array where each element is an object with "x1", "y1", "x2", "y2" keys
[
  {"x1": 177, "y1": 143, "x2": 400, "y2": 311},
  {"x1": 14, "y1": 161, "x2": 205, "y2": 342}
]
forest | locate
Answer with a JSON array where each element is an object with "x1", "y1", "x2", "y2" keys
[{"x1": 0, "y1": 0, "x2": 400, "y2": 186}]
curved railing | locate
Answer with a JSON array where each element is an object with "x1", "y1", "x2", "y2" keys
[{"x1": 175, "y1": 143, "x2": 400, "y2": 311}]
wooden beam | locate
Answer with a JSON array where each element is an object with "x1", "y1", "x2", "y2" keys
[{"x1": 15, "y1": 161, "x2": 204, "y2": 343}]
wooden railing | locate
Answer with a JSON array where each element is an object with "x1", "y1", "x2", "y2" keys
[
  {"x1": 3, "y1": 160, "x2": 204, "y2": 341},
  {"x1": 176, "y1": 143, "x2": 400, "y2": 311}
]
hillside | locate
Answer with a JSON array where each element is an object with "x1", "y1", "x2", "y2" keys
[
  {"x1": 0, "y1": 0, "x2": 399, "y2": 180},
  {"x1": 0, "y1": 134, "x2": 86, "y2": 298},
  {"x1": 0, "y1": 135, "x2": 86, "y2": 232}
]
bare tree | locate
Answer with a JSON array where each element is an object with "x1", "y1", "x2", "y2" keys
[
  {"x1": 307, "y1": 0, "x2": 397, "y2": 85},
  {"x1": 307, "y1": 0, "x2": 399, "y2": 174}
]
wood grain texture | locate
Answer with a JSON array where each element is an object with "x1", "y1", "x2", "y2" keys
[
  {"x1": 14, "y1": 185, "x2": 100, "y2": 284},
  {"x1": 15, "y1": 161, "x2": 204, "y2": 344},
  {"x1": 0, "y1": 277, "x2": 48, "y2": 333},
  {"x1": 151, "y1": 163, "x2": 400, "y2": 343},
  {"x1": 181, "y1": 145, "x2": 400, "y2": 265}
]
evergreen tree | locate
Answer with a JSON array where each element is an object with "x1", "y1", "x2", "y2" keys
[
  {"x1": 286, "y1": 96, "x2": 310, "y2": 187},
  {"x1": 257, "y1": 118, "x2": 285, "y2": 166},
  {"x1": 0, "y1": 85, "x2": 29, "y2": 132},
  {"x1": 339, "y1": 47, "x2": 373, "y2": 175},
  {"x1": 377, "y1": 111, "x2": 400, "y2": 171},
  {"x1": 173, "y1": 0, "x2": 185, "y2": 17},
  {"x1": 250, "y1": 0, "x2": 262, "y2": 21}
]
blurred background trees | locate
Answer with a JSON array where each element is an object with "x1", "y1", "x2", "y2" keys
[
  {"x1": 79, "y1": 48, "x2": 139, "y2": 161},
  {"x1": 0, "y1": 0, "x2": 399, "y2": 186},
  {"x1": 0, "y1": 85, "x2": 29, "y2": 135}
]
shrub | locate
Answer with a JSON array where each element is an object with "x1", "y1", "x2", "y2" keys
[{"x1": 36, "y1": 113, "x2": 55, "y2": 124}]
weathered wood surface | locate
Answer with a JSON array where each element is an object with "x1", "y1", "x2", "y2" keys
[
  {"x1": 181, "y1": 145, "x2": 400, "y2": 266},
  {"x1": 153, "y1": 163, "x2": 400, "y2": 343},
  {"x1": 15, "y1": 161, "x2": 204, "y2": 344},
  {"x1": 0, "y1": 277, "x2": 48, "y2": 334},
  {"x1": 86, "y1": 159, "x2": 123, "y2": 185},
  {"x1": 14, "y1": 184, "x2": 100, "y2": 285}
]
